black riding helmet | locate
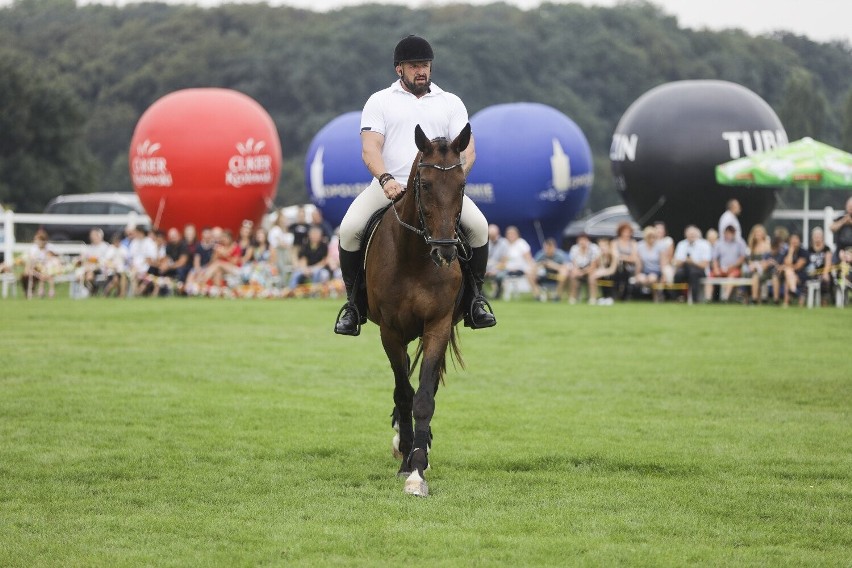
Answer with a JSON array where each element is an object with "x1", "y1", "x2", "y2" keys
[{"x1": 393, "y1": 35, "x2": 434, "y2": 66}]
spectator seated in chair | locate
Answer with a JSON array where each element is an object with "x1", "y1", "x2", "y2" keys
[
  {"x1": 611, "y1": 221, "x2": 639, "y2": 301},
  {"x1": 778, "y1": 232, "x2": 809, "y2": 307},
  {"x1": 201, "y1": 229, "x2": 242, "y2": 294},
  {"x1": 485, "y1": 223, "x2": 509, "y2": 300},
  {"x1": 21, "y1": 229, "x2": 61, "y2": 299},
  {"x1": 284, "y1": 225, "x2": 330, "y2": 297},
  {"x1": 705, "y1": 224, "x2": 748, "y2": 302},
  {"x1": 635, "y1": 225, "x2": 666, "y2": 302},
  {"x1": 744, "y1": 224, "x2": 773, "y2": 305},
  {"x1": 673, "y1": 225, "x2": 712, "y2": 304},
  {"x1": 806, "y1": 226, "x2": 833, "y2": 306},
  {"x1": 494, "y1": 225, "x2": 535, "y2": 299},
  {"x1": 591, "y1": 237, "x2": 617, "y2": 304},
  {"x1": 530, "y1": 237, "x2": 569, "y2": 302},
  {"x1": 101, "y1": 232, "x2": 129, "y2": 298},
  {"x1": 78, "y1": 228, "x2": 110, "y2": 296},
  {"x1": 566, "y1": 233, "x2": 601, "y2": 304}
]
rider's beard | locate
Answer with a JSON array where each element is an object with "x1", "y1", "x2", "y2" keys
[{"x1": 402, "y1": 75, "x2": 431, "y2": 96}]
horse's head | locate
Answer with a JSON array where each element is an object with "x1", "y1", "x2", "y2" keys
[{"x1": 413, "y1": 122, "x2": 471, "y2": 267}]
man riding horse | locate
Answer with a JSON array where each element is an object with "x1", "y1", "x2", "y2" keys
[{"x1": 334, "y1": 35, "x2": 496, "y2": 335}]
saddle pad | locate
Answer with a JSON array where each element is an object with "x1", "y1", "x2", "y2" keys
[{"x1": 362, "y1": 203, "x2": 393, "y2": 269}]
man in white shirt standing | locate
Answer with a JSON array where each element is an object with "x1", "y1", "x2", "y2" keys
[
  {"x1": 718, "y1": 199, "x2": 742, "y2": 242},
  {"x1": 334, "y1": 35, "x2": 494, "y2": 335}
]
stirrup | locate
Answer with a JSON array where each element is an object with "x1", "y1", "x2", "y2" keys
[
  {"x1": 465, "y1": 295, "x2": 496, "y2": 329},
  {"x1": 334, "y1": 302, "x2": 362, "y2": 336}
]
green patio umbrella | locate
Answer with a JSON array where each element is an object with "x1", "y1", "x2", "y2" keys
[{"x1": 715, "y1": 137, "x2": 852, "y2": 243}]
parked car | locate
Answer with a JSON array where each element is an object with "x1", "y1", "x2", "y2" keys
[
  {"x1": 42, "y1": 193, "x2": 149, "y2": 242},
  {"x1": 562, "y1": 205, "x2": 642, "y2": 245}
]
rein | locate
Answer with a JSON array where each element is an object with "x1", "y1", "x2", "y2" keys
[{"x1": 391, "y1": 160, "x2": 465, "y2": 248}]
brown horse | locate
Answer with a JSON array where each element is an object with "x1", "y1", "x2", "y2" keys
[{"x1": 364, "y1": 123, "x2": 472, "y2": 497}]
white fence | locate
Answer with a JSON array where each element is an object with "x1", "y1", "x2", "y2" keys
[
  {"x1": 2, "y1": 210, "x2": 151, "y2": 260},
  {"x1": 769, "y1": 206, "x2": 837, "y2": 248}
]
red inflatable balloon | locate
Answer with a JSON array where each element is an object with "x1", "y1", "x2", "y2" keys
[{"x1": 130, "y1": 88, "x2": 281, "y2": 234}]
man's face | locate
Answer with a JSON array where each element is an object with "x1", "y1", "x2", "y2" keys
[
  {"x1": 397, "y1": 61, "x2": 431, "y2": 96},
  {"x1": 724, "y1": 229, "x2": 735, "y2": 241},
  {"x1": 686, "y1": 228, "x2": 699, "y2": 242}
]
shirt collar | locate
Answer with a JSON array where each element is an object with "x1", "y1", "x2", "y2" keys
[{"x1": 390, "y1": 80, "x2": 444, "y2": 97}]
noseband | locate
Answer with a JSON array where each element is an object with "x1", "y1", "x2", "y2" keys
[{"x1": 391, "y1": 160, "x2": 464, "y2": 248}]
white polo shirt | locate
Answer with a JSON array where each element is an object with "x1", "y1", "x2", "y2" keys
[
  {"x1": 360, "y1": 81, "x2": 469, "y2": 183},
  {"x1": 673, "y1": 238, "x2": 713, "y2": 264}
]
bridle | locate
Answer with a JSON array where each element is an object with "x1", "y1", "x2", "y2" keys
[{"x1": 391, "y1": 159, "x2": 466, "y2": 249}]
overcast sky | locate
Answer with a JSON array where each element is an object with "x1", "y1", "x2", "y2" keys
[{"x1": 52, "y1": 0, "x2": 850, "y2": 45}]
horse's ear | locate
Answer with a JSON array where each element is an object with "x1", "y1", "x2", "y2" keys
[
  {"x1": 414, "y1": 124, "x2": 430, "y2": 153},
  {"x1": 452, "y1": 123, "x2": 472, "y2": 154}
]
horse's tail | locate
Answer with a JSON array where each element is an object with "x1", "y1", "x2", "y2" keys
[
  {"x1": 448, "y1": 325, "x2": 465, "y2": 375},
  {"x1": 408, "y1": 325, "x2": 465, "y2": 385}
]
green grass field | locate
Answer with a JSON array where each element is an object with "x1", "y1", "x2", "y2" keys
[{"x1": 1, "y1": 296, "x2": 850, "y2": 566}]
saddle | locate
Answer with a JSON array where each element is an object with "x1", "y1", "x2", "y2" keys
[{"x1": 346, "y1": 204, "x2": 392, "y2": 324}]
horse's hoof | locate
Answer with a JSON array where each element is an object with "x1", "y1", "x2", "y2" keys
[
  {"x1": 403, "y1": 470, "x2": 429, "y2": 497},
  {"x1": 391, "y1": 433, "x2": 404, "y2": 460}
]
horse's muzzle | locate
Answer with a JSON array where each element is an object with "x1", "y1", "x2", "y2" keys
[{"x1": 430, "y1": 244, "x2": 457, "y2": 267}]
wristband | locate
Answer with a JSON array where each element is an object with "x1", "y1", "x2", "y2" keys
[{"x1": 378, "y1": 173, "x2": 394, "y2": 188}]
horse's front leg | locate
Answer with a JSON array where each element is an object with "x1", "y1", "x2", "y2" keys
[
  {"x1": 380, "y1": 327, "x2": 414, "y2": 476},
  {"x1": 405, "y1": 325, "x2": 451, "y2": 497}
]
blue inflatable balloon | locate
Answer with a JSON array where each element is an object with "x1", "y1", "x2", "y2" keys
[
  {"x1": 305, "y1": 112, "x2": 370, "y2": 227},
  {"x1": 468, "y1": 103, "x2": 593, "y2": 249},
  {"x1": 306, "y1": 104, "x2": 593, "y2": 249}
]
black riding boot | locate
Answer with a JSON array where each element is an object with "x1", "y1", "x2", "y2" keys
[
  {"x1": 464, "y1": 244, "x2": 497, "y2": 329},
  {"x1": 334, "y1": 248, "x2": 366, "y2": 336}
]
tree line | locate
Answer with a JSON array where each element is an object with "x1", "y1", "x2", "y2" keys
[{"x1": 1, "y1": 0, "x2": 851, "y2": 214}]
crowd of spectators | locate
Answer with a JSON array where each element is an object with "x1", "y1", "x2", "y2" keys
[
  {"x1": 7, "y1": 198, "x2": 852, "y2": 306},
  {"x1": 484, "y1": 197, "x2": 852, "y2": 307},
  {"x1": 11, "y1": 206, "x2": 344, "y2": 300}
]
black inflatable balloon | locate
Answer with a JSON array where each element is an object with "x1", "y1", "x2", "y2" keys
[{"x1": 611, "y1": 80, "x2": 786, "y2": 239}]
